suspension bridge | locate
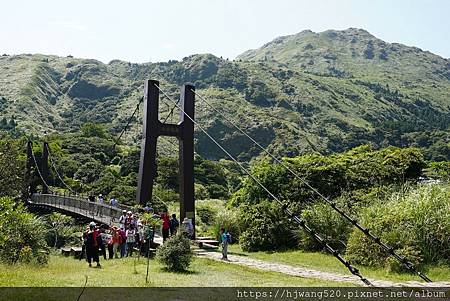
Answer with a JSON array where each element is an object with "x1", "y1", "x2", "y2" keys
[{"x1": 24, "y1": 79, "x2": 435, "y2": 287}]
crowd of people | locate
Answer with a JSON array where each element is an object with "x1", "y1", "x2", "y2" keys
[
  {"x1": 81, "y1": 205, "x2": 187, "y2": 267},
  {"x1": 81, "y1": 196, "x2": 229, "y2": 267}
]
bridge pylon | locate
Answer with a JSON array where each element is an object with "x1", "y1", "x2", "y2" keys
[
  {"x1": 42, "y1": 142, "x2": 50, "y2": 194},
  {"x1": 137, "y1": 80, "x2": 196, "y2": 238},
  {"x1": 26, "y1": 140, "x2": 36, "y2": 197}
]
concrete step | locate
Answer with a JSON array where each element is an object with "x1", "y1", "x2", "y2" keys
[
  {"x1": 196, "y1": 236, "x2": 215, "y2": 240},
  {"x1": 193, "y1": 239, "x2": 220, "y2": 248}
]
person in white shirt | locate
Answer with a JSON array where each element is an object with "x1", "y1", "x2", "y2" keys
[
  {"x1": 119, "y1": 210, "x2": 127, "y2": 230},
  {"x1": 126, "y1": 225, "x2": 136, "y2": 257}
]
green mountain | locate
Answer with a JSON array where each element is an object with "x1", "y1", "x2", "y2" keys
[{"x1": 0, "y1": 28, "x2": 449, "y2": 160}]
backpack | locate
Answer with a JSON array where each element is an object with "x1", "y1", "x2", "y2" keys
[
  {"x1": 226, "y1": 233, "x2": 232, "y2": 244},
  {"x1": 170, "y1": 219, "x2": 179, "y2": 229}
]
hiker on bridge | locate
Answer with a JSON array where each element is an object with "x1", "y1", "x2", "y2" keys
[
  {"x1": 96, "y1": 194, "x2": 105, "y2": 217},
  {"x1": 109, "y1": 196, "x2": 118, "y2": 207},
  {"x1": 84, "y1": 222, "x2": 102, "y2": 267},
  {"x1": 88, "y1": 195, "x2": 96, "y2": 214}
]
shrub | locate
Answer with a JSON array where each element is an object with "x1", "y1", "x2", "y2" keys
[
  {"x1": 0, "y1": 197, "x2": 49, "y2": 264},
  {"x1": 212, "y1": 207, "x2": 241, "y2": 243},
  {"x1": 295, "y1": 201, "x2": 352, "y2": 251},
  {"x1": 425, "y1": 161, "x2": 450, "y2": 181},
  {"x1": 386, "y1": 246, "x2": 423, "y2": 273},
  {"x1": 233, "y1": 146, "x2": 426, "y2": 209},
  {"x1": 80, "y1": 123, "x2": 108, "y2": 138},
  {"x1": 238, "y1": 201, "x2": 297, "y2": 251},
  {"x1": 346, "y1": 184, "x2": 450, "y2": 269},
  {"x1": 44, "y1": 213, "x2": 78, "y2": 248},
  {"x1": 195, "y1": 183, "x2": 210, "y2": 200},
  {"x1": 153, "y1": 187, "x2": 178, "y2": 209},
  {"x1": 196, "y1": 205, "x2": 217, "y2": 225},
  {"x1": 156, "y1": 234, "x2": 193, "y2": 272}
]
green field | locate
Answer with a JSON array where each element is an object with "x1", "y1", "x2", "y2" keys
[
  {"x1": 224, "y1": 245, "x2": 450, "y2": 283},
  {"x1": 0, "y1": 254, "x2": 350, "y2": 287}
]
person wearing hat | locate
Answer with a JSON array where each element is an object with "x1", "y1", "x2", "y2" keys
[
  {"x1": 85, "y1": 222, "x2": 102, "y2": 267},
  {"x1": 125, "y1": 210, "x2": 134, "y2": 229},
  {"x1": 109, "y1": 196, "x2": 118, "y2": 207},
  {"x1": 111, "y1": 226, "x2": 121, "y2": 259},
  {"x1": 181, "y1": 217, "x2": 193, "y2": 239}
]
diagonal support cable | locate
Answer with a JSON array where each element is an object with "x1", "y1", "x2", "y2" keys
[
  {"x1": 45, "y1": 143, "x2": 75, "y2": 193},
  {"x1": 112, "y1": 96, "x2": 144, "y2": 149},
  {"x1": 192, "y1": 89, "x2": 432, "y2": 283},
  {"x1": 29, "y1": 145, "x2": 53, "y2": 194},
  {"x1": 156, "y1": 83, "x2": 372, "y2": 286}
]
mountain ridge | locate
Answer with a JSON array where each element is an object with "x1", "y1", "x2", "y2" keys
[{"x1": 0, "y1": 28, "x2": 449, "y2": 161}]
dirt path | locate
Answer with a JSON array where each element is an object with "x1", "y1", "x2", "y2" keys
[{"x1": 195, "y1": 249, "x2": 450, "y2": 287}]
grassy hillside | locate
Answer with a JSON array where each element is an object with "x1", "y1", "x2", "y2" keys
[{"x1": 0, "y1": 28, "x2": 449, "y2": 161}]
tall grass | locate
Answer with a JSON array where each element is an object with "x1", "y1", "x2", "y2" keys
[{"x1": 346, "y1": 183, "x2": 450, "y2": 270}]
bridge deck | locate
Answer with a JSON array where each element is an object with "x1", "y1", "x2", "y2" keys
[{"x1": 30, "y1": 193, "x2": 125, "y2": 226}]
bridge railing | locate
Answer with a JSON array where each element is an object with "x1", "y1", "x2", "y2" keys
[{"x1": 30, "y1": 193, "x2": 127, "y2": 223}]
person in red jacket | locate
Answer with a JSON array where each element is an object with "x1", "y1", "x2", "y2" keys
[
  {"x1": 119, "y1": 227, "x2": 127, "y2": 258},
  {"x1": 161, "y1": 211, "x2": 170, "y2": 242}
]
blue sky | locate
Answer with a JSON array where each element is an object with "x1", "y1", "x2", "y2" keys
[{"x1": 1, "y1": 0, "x2": 449, "y2": 63}]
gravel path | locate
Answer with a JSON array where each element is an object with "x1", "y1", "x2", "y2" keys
[{"x1": 195, "y1": 249, "x2": 450, "y2": 287}]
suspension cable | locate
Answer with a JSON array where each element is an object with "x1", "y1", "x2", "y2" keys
[
  {"x1": 106, "y1": 96, "x2": 144, "y2": 189},
  {"x1": 29, "y1": 145, "x2": 53, "y2": 194},
  {"x1": 156, "y1": 83, "x2": 372, "y2": 286},
  {"x1": 162, "y1": 97, "x2": 181, "y2": 124},
  {"x1": 112, "y1": 96, "x2": 144, "y2": 149},
  {"x1": 45, "y1": 143, "x2": 75, "y2": 193},
  {"x1": 192, "y1": 89, "x2": 432, "y2": 283}
]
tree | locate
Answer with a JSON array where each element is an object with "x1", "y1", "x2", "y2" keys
[
  {"x1": 0, "y1": 133, "x2": 25, "y2": 197},
  {"x1": 74, "y1": 160, "x2": 104, "y2": 184},
  {"x1": 80, "y1": 123, "x2": 107, "y2": 138},
  {"x1": 0, "y1": 197, "x2": 48, "y2": 264},
  {"x1": 45, "y1": 212, "x2": 75, "y2": 248}
]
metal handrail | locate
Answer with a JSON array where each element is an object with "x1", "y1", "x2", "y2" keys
[{"x1": 30, "y1": 193, "x2": 129, "y2": 225}]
